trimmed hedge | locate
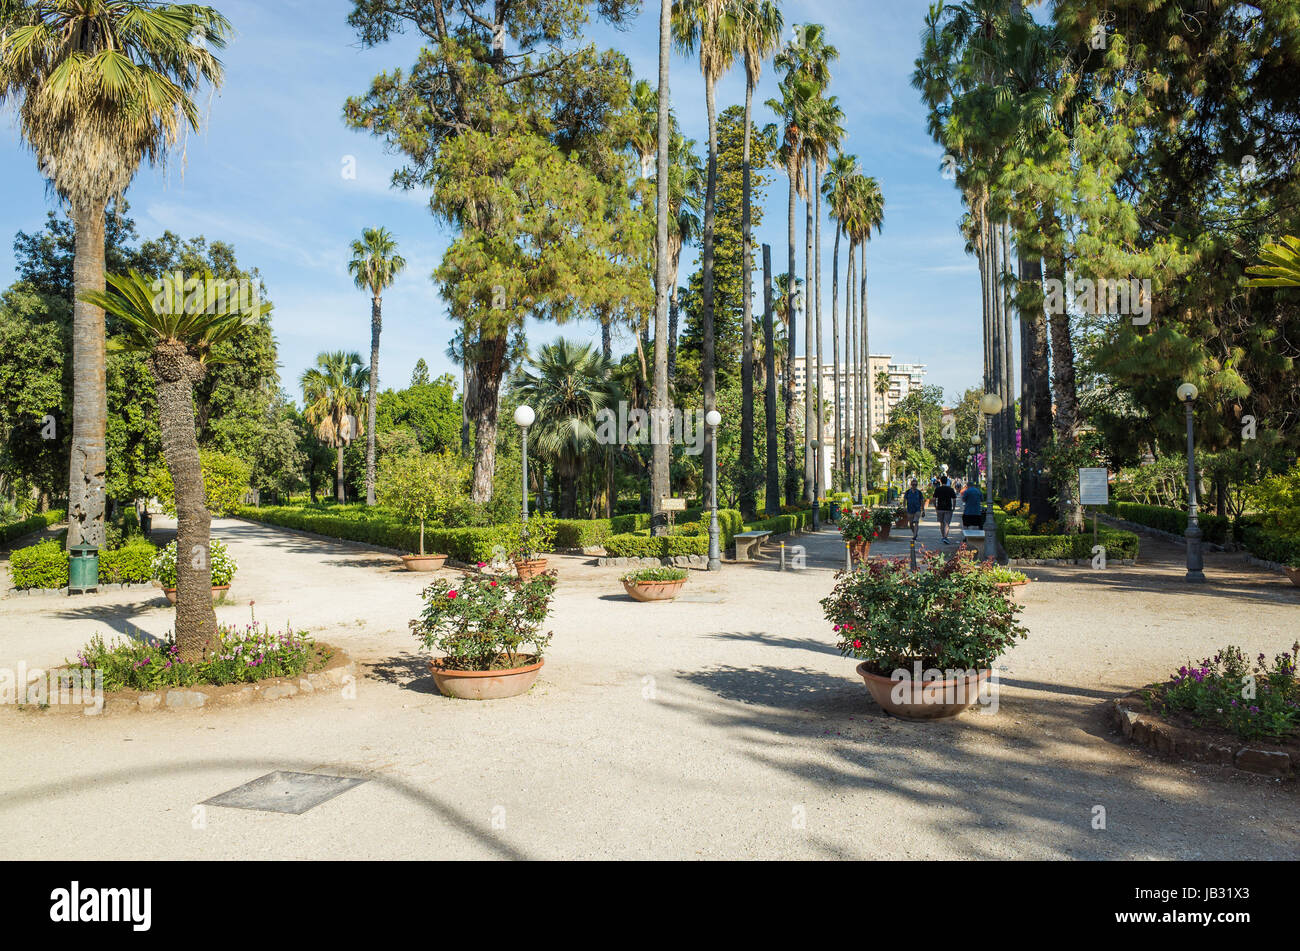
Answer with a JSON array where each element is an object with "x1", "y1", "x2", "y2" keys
[
  {"x1": 604, "y1": 533, "x2": 710, "y2": 557},
  {"x1": 98, "y1": 537, "x2": 160, "y2": 584},
  {"x1": 0, "y1": 509, "x2": 65, "y2": 547},
  {"x1": 1240, "y1": 524, "x2": 1300, "y2": 567},
  {"x1": 1001, "y1": 528, "x2": 1140, "y2": 560},
  {"x1": 1105, "y1": 501, "x2": 1229, "y2": 545},
  {"x1": 9, "y1": 539, "x2": 69, "y2": 589}
]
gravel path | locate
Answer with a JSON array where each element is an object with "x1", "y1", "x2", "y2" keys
[{"x1": 1, "y1": 512, "x2": 1296, "y2": 860}]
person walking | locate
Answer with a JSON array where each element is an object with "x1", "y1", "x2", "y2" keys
[
  {"x1": 960, "y1": 481, "x2": 984, "y2": 531},
  {"x1": 903, "y1": 479, "x2": 925, "y2": 539},
  {"x1": 934, "y1": 475, "x2": 957, "y2": 544}
]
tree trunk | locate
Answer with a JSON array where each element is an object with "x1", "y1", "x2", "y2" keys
[
  {"x1": 1046, "y1": 253, "x2": 1081, "y2": 529},
  {"x1": 365, "y1": 295, "x2": 381, "y2": 506},
  {"x1": 803, "y1": 157, "x2": 814, "y2": 502},
  {"x1": 1019, "y1": 254, "x2": 1053, "y2": 521},
  {"x1": 702, "y1": 76, "x2": 719, "y2": 514},
  {"x1": 469, "y1": 333, "x2": 508, "y2": 503},
  {"x1": 335, "y1": 445, "x2": 345, "y2": 503},
  {"x1": 149, "y1": 343, "x2": 217, "y2": 661},
  {"x1": 650, "y1": 0, "x2": 672, "y2": 535},
  {"x1": 740, "y1": 76, "x2": 757, "y2": 519},
  {"x1": 668, "y1": 284, "x2": 680, "y2": 382},
  {"x1": 814, "y1": 164, "x2": 825, "y2": 505},
  {"x1": 763, "y1": 245, "x2": 779, "y2": 516},
  {"x1": 847, "y1": 239, "x2": 858, "y2": 499},
  {"x1": 1000, "y1": 221, "x2": 1018, "y2": 498},
  {"x1": 600, "y1": 312, "x2": 612, "y2": 361},
  {"x1": 67, "y1": 199, "x2": 108, "y2": 551},
  {"x1": 831, "y1": 224, "x2": 841, "y2": 492},
  {"x1": 860, "y1": 241, "x2": 871, "y2": 493},
  {"x1": 784, "y1": 164, "x2": 799, "y2": 508}
]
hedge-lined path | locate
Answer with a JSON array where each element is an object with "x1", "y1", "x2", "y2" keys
[{"x1": 1, "y1": 512, "x2": 1297, "y2": 860}]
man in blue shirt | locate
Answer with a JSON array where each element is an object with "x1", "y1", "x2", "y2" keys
[
  {"x1": 960, "y1": 483, "x2": 984, "y2": 529},
  {"x1": 903, "y1": 479, "x2": 925, "y2": 538}
]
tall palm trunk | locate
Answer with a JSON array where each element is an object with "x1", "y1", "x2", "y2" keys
[
  {"x1": 67, "y1": 199, "x2": 108, "y2": 550},
  {"x1": 999, "y1": 221, "x2": 1018, "y2": 498},
  {"x1": 669, "y1": 264, "x2": 681, "y2": 381},
  {"x1": 1046, "y1": 252, "x2": 1081, "y2": 529},
  {"x1": 860, "y1": 241, "x2": 870, "y2": 492},
  {"x1": 740, "y1": 75, "x2": 757, "y2": 518},
  {"x1": 763, "y1": 245, "x2": 779, "y2": 516},
  {"x1": 149, "y1": 342, "x2": 216, "y2": 661},
  {"x1": 365, "y1": 295, "x2": 381, "y2": 506},
  {"x1": 336, "y1": 444, "x2": 346, "y2": 503},
  {"x1": 650, "y1": 0, "x2": 672, "y2": 535},
  {"x1": 701, "y1": 75, "x2": 719, "y2": 513},
  {"x1": 813, "y1": 165, "x2": 825, "y2": 503},
  {"x1": 803, "y1": 157, "x2": 814, "y2": 502},
  {"x1": 1019, "y1": 252, "x2": 1054, "y2": 522},
  {"x1": 784, "y1": 161, "x2": 799, "y2": 507},
  {"x1": 831, "y1": 224, "x2": 841, "y2": 491},
  {"x1": 847, "y1": 239, "x2": 858, "y2": 499}
]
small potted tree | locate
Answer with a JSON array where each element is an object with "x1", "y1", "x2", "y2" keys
[
  {"x1": 870, "y1": 507, "x2": 895, "y2": 541},
  {"x1": 821, "y1": 549, "x2": 1029, "y2": 719},
  {"x1": 893, "y1": 502, "x2": 910, "y2": 530},
  {"x1": 153, "y1": 539, "x2": 237, "y2": 603},
  {"x1": 410, "y1": 572, "x2": 557, "y2": 700},
  {"x1": 839, "y1": 509, "x2": 878, "y2": 565},
  {"x1": 510, "y1": 514, "x2": 556, "y2": 580},
  {"x1": 622, "y1": 566, "x2": 689, "y2": 602},
  {"x1": 376, "y1": 452, "x2": 453, "y2": 571}
]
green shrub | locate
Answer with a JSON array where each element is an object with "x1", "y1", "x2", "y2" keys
[
  {"x1": 98, "y1": 537, "x2": 157, "y2": 584},
  {"x1": 552, "y1": 518, "x2": 613, "y2": 548},
  {"x1": 1001, "y1": 528, "x2": 1140, "y2": 560},
  {"x1": 622, "y1": 566, "x2": 688, "y2": 583},
  {"x1": 410, "y1": 573, "x2": 556, "y2": 671},
  {"x1": 9, "y1": 539, "x2": 68, "y2": 589},
  {"x1": 1240, "y1": 524, "x2": 1300, "y2": 567},
  {"x1": 152, "y1": 539, "x2": 238, "y2": 588},
  {"x1": 603, "y1": 533, "x2": 709, "y2": 558},
  {"x1": 1105, "y1": 502, "x2": 1229, "y2": 545},
  {"x1": 0, "y1": 509, "x2": 65, "y2": 547},
  {"x1": 152, "y1": 450, "x2": 252, "y2": 516}
]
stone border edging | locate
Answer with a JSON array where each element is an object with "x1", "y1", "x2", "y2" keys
[
  {"x1": 29, "y1": 648, "x2": 357, "y2": 718},
  {"x1": 1111, "y1": 694, "x2": 1296, "y2": 778},
  {"x1": 5, "y1": 581, "x2": 158, "y2": 598},
  {"x1": 1008, "y1": 557, "x2": 1137, "y2": 567}
]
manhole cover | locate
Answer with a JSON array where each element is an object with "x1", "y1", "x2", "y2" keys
[{"x1": 203, "y1": 770, "x2": 367, "y2": 815}]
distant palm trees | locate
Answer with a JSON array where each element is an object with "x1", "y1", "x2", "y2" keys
[
  {"x1": 0, "y1": 0, "x2": 229, "y2": 549},
  {"x1": 513, "y1": 340, "x2": 622, "y2": 518},
  {"x1": 81, "y1": 270, "x2": 267, "y2": 661},
  {"x1": 348, "y1": 228, "x2": 406, "y2": 507},
  {"x1": 651, "y1": 0, "x2": 673, "y2": 535},
  {"x1": 302, "y1": 352, "x2": 368, "y2": 504}
]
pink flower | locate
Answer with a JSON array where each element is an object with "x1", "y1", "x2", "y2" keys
[
  {"x1": 448, "y1": 590, "x2": 458, "y2": 599},
  {"x1": 853, "y1": 639, "x2": 862, "y2": 649},
  {"x1": 489, "y1": 581, "x2": 497, "y2": 587},
  {"x1": 477, "y1": 562, "x2": 487, "y2": 568}
]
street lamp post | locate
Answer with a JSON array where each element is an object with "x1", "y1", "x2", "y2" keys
[
  {"x1": 706, "y1": 409, "x2": 722, "y2": 571},
  {"x1": 514, "y1": 404, "x2": 535, "y2": 522},
  {"x1": 979, "y1": 393, "x2": 1003, "y2": 555},
  {"x1": 1178, "y1": 383, "x2": 1205, "y2": 582},
  {"x1": 811, "y1": 438, "x2": 821, "y2": 530}
]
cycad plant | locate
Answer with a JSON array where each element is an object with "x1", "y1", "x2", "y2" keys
[
  {"x1": 1245, "y1": 236, "x2": 1300, "y2": 287},
  {"x1": 513, "y1": 339, "x2": 622, "y2": 518},
  {"x1": 80, "y1": 269, "x2": 268, "y2": 661},
  {"x1": 348, "y1": 227, "x2": 406, "y2": 506},
  {"x1": 301, "y1": 351, "x2": 368, "y2": 504},
  {"x1": 0, "y1": 0, "x2": 229, "y2": 550}
]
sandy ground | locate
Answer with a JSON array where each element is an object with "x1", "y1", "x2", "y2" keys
[{"x1": 0, "y1": 512, "x2": 1296, "y2": 860}]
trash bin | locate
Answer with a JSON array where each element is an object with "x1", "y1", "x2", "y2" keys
[
  {"x1": 829, "y1": 501, "x2": 841, "y2": 522},
  {"x1": 68, "y1": 542, "x2": 99, "y2": 595}
]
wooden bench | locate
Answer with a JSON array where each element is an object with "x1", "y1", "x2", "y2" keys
[{"x1": 733, "y1": 530, "x2": 771, "y2": 562}]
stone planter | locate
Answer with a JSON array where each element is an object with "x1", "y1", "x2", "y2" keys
[
  {"x1": 401, "y1": 553, "x2": 447, "y2": 572},
  {"x1": 514, "y1": 558, "x2": 549, "y2": 580},
  {"x1": 1285, "y1": 567, "x2": 1299, "y2": 587},
  {"x1": 429, "y1": 656, "x2": 543, "y2": 700},
  {"x1": 622, "y1": 578, "x2": 687, "y2": 602},
  {"x1": 857, "y1": 663, "x2": 990, "y2": 720},
  {"x1": 995, "y1": 579, "x2": 1030, "y2": 604},
  {"x1": 163, "y1": 585, "x2": 229, "y2": 604}
]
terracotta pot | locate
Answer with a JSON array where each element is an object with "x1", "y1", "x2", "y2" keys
[
  {"x1": 623, "y1": 578, "x2": 687, "y2": 602},
  {"x1": 1285, "y1": 567, "x2": 1300, "y2": 587},
  {"x1": 995, "y1": 579, "x2": 1030, "y2": 603},
  {"x1": 514, "y1": 558, "x2": 549, "y2": 580},
  {"x1": 876, "y1": 523, "x2": 892, "y2": 540},
  {"x1": 857, "y1": 663, "x2": 991, "y2": 720},
  {"x1": 848, "y1": 538, "x2": 872, "y2": 564},
  {"x1": 401, "y1": 553, "x2": 447, "y2": 572},
  {"x1": 894, "y1": 516, "x2": 909, "y2": 529},
  {"x1": 429, "y1": 656, "x2": 543, "y2": 700},
  {"x1": 163, "y1": 585, "x2": 229, "y2": 604}
]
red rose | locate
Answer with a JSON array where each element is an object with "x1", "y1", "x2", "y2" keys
[
  {"x1": 448, "y1": 590, "x2": 458, "y2": 599},
  {"x1": 853, "y1": 639, "x2": 861, "y2": 649},
  {"x1": 489, "y1": 581, "x2": 497, "y2": 587}
]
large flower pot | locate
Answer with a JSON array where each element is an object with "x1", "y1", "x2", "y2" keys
[
  {"x1": 876, "y1": 524, "x2": 892, "y2": 540},
  {"x1": 514, "y1": 558, "x2": 549, "y2": 580},
  {"x1": 894, "y1": 516, "x2": 909, "y2": 530},
  {"x1": 995, "y1": 579, "x2": 1030, "y2": 604},
  {"x1": 163, "y1": 585, "x2": 229, "y2": 604},
  {"x1": 857, "y1": 663, "x2": 991, "y2": 720},
  {"x1": 402, "y1": 553, "x2": 447, "y2": 572},
  {"x1": 1285, "y1": 567, "x2": 1300, "y2": 587},
  {"x1": 848, "y1": 539, "x2": 872, "y2": 564},
  {"x1": 429, "y1": 657, "x2": 543, "y2": 700},
  {"x1": 623, "y1": 578, "x2": 687, "y2": 602}
]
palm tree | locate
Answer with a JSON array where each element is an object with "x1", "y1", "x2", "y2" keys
[
  {"x1": 672, "y1": 0, "x2": 740, "y2": 515},
  {"x1": 1, "y1": 1, "x2": 229, "y2": 550},
  {"x1": 80, "y1": 270, "x2": 267, "y2": 661},
  {"x1": 824, "y1": 152, "x2": 857, "y2": 489},
  {"x1": 651, "y1": 0, "x2": 673, "y2": 535},
  {"x1": 513, "y1": 340, "x2": 622, "y2": 518},
  {"x1": 301, "y1": 352, "x2": 368, "y2": 504},
  {"x1": 666, "y1": 129, "x2": 705, "y2": 381},
  {"x1": 846, "y1": 173, "x2": 884, "y2": 493},
  {"x1": 348, "y1": 227, "x2": 406, "y2": 507},
  {"x1": 736, "y1": 0, "x2": 783, "y2": 517}
]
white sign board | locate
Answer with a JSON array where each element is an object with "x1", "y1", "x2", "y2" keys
[
  {"x1": 1079, "y1": 468, "x2": 1109, "y2": 506},
  {"x1": 661, "y1": 497, "x2": 687, "y2": 512}
]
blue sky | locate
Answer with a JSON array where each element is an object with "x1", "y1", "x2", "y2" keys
[{"x1": 0, "y1": 0, "x2": 985, "y2": 404}]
